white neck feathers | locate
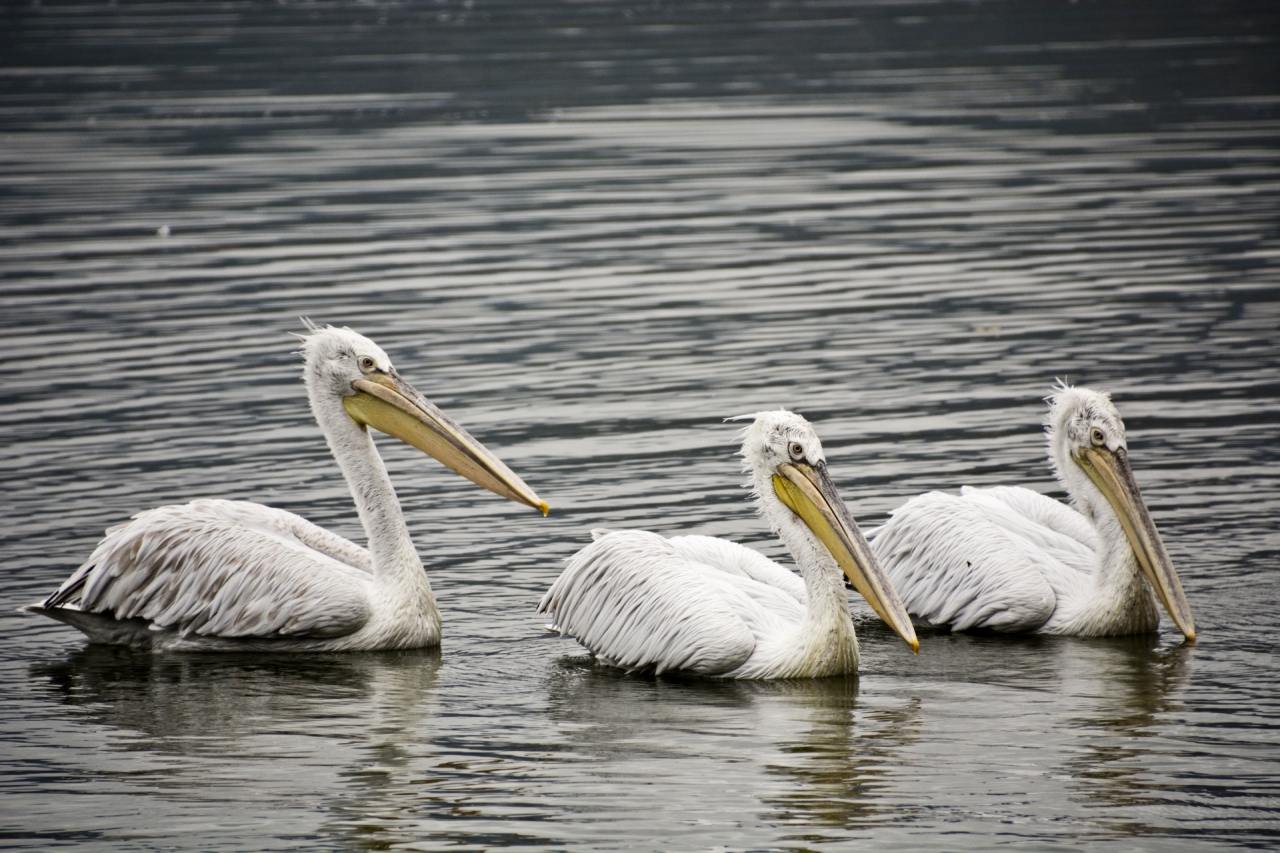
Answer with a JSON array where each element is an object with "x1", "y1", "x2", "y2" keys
[{"x1": 308, "y1": 382, "x2": 425, "y2": 585}]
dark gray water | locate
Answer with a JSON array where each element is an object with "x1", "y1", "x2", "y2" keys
[{"x1": 2, "y1": 1, "x2": 1278, "y2": 850}]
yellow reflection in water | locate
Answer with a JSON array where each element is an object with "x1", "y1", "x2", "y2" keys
[
  {"x1": 754, "y1": 676, "x2": 921, "y2": 837},
  {"x1": 1059, "y1": 635, "x2": 1193, "y2": 832}
]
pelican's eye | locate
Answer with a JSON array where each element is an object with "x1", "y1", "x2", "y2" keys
[
  {"x1": 358, "y1": 356, "x2": 376, "y2": 371},
  {"x1": 788, "y1": 441, "x2": 805, "y2": 461},
  {"x1": 1090, "y1": 427, "x2": 1106, "y2": 446}
]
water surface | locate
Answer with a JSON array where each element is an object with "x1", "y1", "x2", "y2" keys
[{"x1": 2, "y1": 1, "x2": 1278, "y2": 850}]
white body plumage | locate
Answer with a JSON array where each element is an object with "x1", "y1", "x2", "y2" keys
[
  {"x1": 538, "y1": 410, "x2": 918, "y2": 679},
  {"x1": 869, "y1": 384, "x2": 1194, "y2": 639}
]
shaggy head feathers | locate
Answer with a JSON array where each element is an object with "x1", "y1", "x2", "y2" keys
[
  {"x1": 298, "y1": 324, "x2": 394, "y2": 400},
  {"x1": 733, "y1": 409, "x2": 827, "y2": 483},
  {"x1": 1044, "y1": 381, "x2": 1127, "y2": 491}
]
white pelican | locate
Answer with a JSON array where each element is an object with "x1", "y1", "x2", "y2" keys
[
  {"x1": 26, "y1": 324, "x2": 548, "y2": 651},
  {"x1": 537, "y1": 410, "x2": 918, "y2": 678},
  {"x1": 869, "y1": 384, "x2": 1195, "y2": 640}
]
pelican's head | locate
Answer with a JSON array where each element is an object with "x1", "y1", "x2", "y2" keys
[
  {"x1": 1047, "y1": 383, "x2": 1128, "y2": 472},
  {"x1": 299, "y1": 323, "x2": 549, "y2": 515},
  {"x1": 301, "y1": 324, "x2": 396, "y2": 398},
  {"x1": 1046, "y1": 383, "x2": 1193, "y2": 639},
  {"x1": 737, "y1": 410, "x2": 918, "y2": 653}
]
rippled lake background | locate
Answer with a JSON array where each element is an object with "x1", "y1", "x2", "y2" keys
[{"x1": 2, "y1": 1, "x2": 1278, "y2": 850}]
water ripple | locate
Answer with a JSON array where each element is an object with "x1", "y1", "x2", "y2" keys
[{"x1": 2, "y1": 1, "x2": 1278, "y2": 850}]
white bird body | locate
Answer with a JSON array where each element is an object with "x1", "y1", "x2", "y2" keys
[
  {"x1": 29, "y1": 324, "x2": 548, "y2": 652},
  {"x1": 538, "y1": 411, "x2": 918, "y2": 679},
  {"x1": 869, "y1": 385, "x2": 1193, "y2": 640}
]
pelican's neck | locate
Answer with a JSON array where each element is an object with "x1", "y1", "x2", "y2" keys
[
  {"x1": 312, "y1": 391, "x2": 426, "y2": 587},
  {"x1": 775, "y1": 510, "x2": 854, "y2": 623},
  {"x1": 1057, "y1": 464, "x2": 1159, "y2": 635},
  {"x1": 1081, "y1": 502, "x2": 1159, "y2": 634},
  {"x1": 753, "y1": 477, "x2": 860, "y2": 676}
]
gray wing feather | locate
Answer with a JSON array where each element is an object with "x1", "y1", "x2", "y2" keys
[
  {"x1": 871, "y1": 491, "x2": 1057, "y2": 632},
  {"x1": 46, "y1": 500, "x2": 373, "y2": 639},
  {"x1": 537, "y1": 530, "x2": 756, "y2": 675}
]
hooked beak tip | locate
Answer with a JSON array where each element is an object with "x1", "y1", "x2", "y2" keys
[{"x1": 538, "y1": 501, "x2": 551, "y2": 516}]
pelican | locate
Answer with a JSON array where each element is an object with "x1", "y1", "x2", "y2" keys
[
  {"x1": 537, "y1": 410, "x2": 918, "y2": 678},
  {"x1": 26, "y1": 323, "x2": 548, "y2": 651},
  {"x1": 869, "y1": 383, "x2": 1194, "y2": 640}
]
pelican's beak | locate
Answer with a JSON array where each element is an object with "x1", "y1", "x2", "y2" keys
[
  {"x1": 343, "y1": 372, "x2": 549, "y2": 515},
  {"x1": 773, "y1": 462, "x2": 919, "y2": 653},
  {"x1": 1074, "y1": 446, "x2": 1193, "y2": 640}
]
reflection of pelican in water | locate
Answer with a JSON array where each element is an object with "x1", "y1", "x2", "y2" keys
[
  {"x1": 542, "y1": 661, "x2": 918, "y2": 833},
  {"x1": 760, "y1": 685, "x2": 922, "y2": 833},
  {"x1": 26, "y1": 324, "x2": 547, "y2": 651},
  {"x1": 33, "y1": 645, "x2": 442, "y2": 753},
  {"x1": 1059, "y1": 635, "x2": 1193, "y2": 820},
  {"x1": 539, "y1": 410, "x2": 917, "y2": 679},
  {"x1": 870, "y1": 385, "x2": 1194, "y2": 639}
]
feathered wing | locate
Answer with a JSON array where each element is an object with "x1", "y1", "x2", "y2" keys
[
  {"x1": 953, "y1": 486, "x2": 1098, "y2": 607},
  {"x1": 870, "y1": 491, "x2": 1058, "y2": 632},
  {"x1": 176, "y1": 499, "x2": 374, "y2": 573},
  {"x1": 40, "y1": 499, "x2": 374, "y2": 640},
  {"x1": 666, "y1": 535, "x2": 808, "y2": 605},
  {"x1": 537, "y1": 530, "x2": 758, "y2": 675},
  {"x1": 958, "y1": 486, "x2": 1097, "y2": 562},
  {"x1": 667, "y1": 535, "x2": 809, "y2": 644}
]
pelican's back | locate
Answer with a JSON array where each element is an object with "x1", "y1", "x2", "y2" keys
[
  {"x1": 958, "y1": 486, "x2": 1098, "y2": 562},
  {"x1": 667, "y1": 535, "x2": 808, "y2": 604}
]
